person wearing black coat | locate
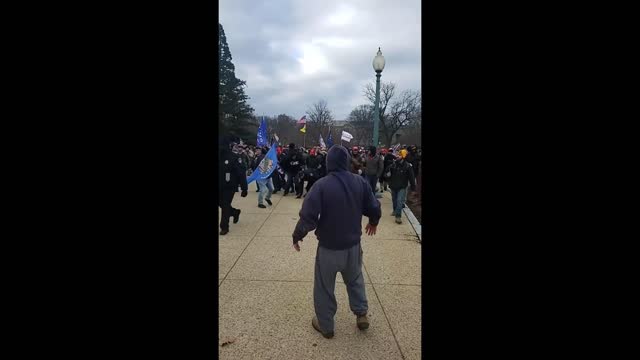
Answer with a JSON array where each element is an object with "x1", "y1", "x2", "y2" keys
[
  {"x1": 272, "y1": 150, "x2": 286, "y2": 193},
  {"x1": 219, "y1": 137, "x2": 248, "y2": 235},
  {"x1": 406, "y1": 145, "x2": 420, "y2": 175},
  {"x1": 382, "y1": 150, "x2": 396, "y2": 192},
  {"x1": 302, "y1": 149, "x2": 322, "y2": 196},
  {"x1": 386, "y1": 151, "x2": 416, "y2": 224},
  {"x1": 282, "y1": 143, "x2": 304, "y2": 197}
]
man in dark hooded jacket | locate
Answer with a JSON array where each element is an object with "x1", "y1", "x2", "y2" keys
[{"x1": 292, "y1": 145, "x2": 382, "y2": 339}]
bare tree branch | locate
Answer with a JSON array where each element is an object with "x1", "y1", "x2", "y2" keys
[
  {"x1": 346, "y1": 104, "x2": 374, "y2": 145},
  {"x1": 363, "y1": 82, "x2": 396, "y2": 121},
  {"x1": 306, "y1": 100, "x2": 335, "y2": 145},
  {"x1": 383, "y1": 90, "x2": 421, "y2": 145}
]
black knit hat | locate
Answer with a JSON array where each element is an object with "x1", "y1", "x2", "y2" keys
[{"x1": 289, "y1": 143, "x2": 296, "y2": 149}]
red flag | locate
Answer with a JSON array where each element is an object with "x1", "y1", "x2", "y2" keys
[{"x1": 297, "y1": 115, "x2": 307, "y2": 124}]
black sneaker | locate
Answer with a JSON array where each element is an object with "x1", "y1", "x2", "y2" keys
[
  {"x1": 273, "y1": 190, "x2": 279, "y2": 194},
  {"x1": 220, "y1": 229, "x2": 229, "y2": 235},
  {"x1": 233, "y1": 209, "x2": 241, "y2": 224},
  {"x1": 258, "y1": 204, "x2": 266, "y2": 208},
  {"x1": 266, "y1": 199, "x2": 272, "y2": 206},
  {"x1": 296, "y1": 194, "x2": 302, "y2": 199},
  {"x1": 283, "y1": 192, "x2": 288, "y2": 197}
]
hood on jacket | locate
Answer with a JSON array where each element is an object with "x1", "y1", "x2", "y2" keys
[{"x1": 326, "y1": 145, "x2": 350, "y2": 173}]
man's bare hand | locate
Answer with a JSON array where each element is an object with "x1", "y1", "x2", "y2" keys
[
  {"x1": 365, "y1": 224, "x2": 377, "y2": 236},
  {"x1": 293, "y1": 240, "x2": 302, "y2": 252}
]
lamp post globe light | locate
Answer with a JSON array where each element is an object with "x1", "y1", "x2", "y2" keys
[{"x1": 372, "y1": 47, "x2": 385, "y2": 147}]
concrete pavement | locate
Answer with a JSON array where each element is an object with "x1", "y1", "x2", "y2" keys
[{"x1": 218, "y1": 187, "x2": 422, "y2": 359}]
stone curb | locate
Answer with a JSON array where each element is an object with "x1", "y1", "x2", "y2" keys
[
  {"x1": 382, "y1": 189, "x2": 421, "y2": 243},
  {"x1": 403, "y1": 205, "x2": 422, "y2": 243}
]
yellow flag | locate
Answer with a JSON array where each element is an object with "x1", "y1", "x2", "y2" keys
[{"x1": 300, "y1": 124, "x2": 306, "y2": 133}]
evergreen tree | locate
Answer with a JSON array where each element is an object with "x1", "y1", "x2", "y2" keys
[{"x1": 219, "y1": 23, "x2": 256, "y2": 139}]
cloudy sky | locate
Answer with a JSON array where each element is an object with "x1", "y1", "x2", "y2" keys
[{"x1": 219, "y1": 0, "x2": 421, "y2": 121}]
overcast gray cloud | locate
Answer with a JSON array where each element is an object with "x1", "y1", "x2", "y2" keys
[{"x1": 220, "y1": 0, "x2": 421, "y2": 121}]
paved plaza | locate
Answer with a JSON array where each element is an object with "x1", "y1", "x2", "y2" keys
[{"x1": 218, "y1": 188, "x2": 422, "y2": 359}]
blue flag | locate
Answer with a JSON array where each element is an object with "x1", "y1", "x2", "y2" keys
[
  {"x1": 326, "y1": 128, "x2": 334, "y2": 148},
  {"x1": 257, "y1": 117, "x2": 268, "y2": 147},
  {"x1": 247, "y1": 142, "x2": 278, "y2": 184}
]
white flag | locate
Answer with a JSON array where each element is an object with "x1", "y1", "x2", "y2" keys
[
  {"x1": 392, "y1": 143, "x2": 400, "y2": 154},
  {"x1": 319, "y1": 134, "x2": 326, "y2": 148},
  {"x1": 341, "y1": 131, "x2": 353, "y2": 142},
  {"x1": 274, "y1": 133, "x2": 279, "y2": 142}
]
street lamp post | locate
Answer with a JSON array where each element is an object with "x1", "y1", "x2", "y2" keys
[{"x1": 372, "y1": 47, "x2": 385, "y2": 147}]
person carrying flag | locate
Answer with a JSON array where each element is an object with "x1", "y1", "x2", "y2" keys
[{"x1": 253, "y1": 146, "x2": 274, "y2": 208}]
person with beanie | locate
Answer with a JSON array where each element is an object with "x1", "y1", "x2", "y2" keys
[
  {"x1": 292, "y1": 145, "x2": 381, "y2": 339},
  {"x1": 387, "y1": 149, "x2": 416, "y2": 224}
]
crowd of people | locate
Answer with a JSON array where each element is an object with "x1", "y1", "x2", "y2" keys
[
  {"x1": 219, "y1": 138, "x2": 421, "y2": 340},
  {"x1": 219, "y1": 137, "x2": 421, "y2": 234}
]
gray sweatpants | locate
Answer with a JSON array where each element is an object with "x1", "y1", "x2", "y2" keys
[{"x1": 314, "y1": 242, "x2": 368, "y2": 333}]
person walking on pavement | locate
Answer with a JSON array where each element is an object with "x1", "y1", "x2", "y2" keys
[
  {"x1": 219, "y1": 137, "x2": 248, "y2": 235},
  {"x1": 272, "y1": 146, "x2": 285, "y2": 194},
  {"x1": 302, "y1": 148, "x2": 322, "y2": 196},
  {"x1": 254, "y1": 147, "x2": 274, "y2": 208},
  {"x1": 292, "y1": 145, "x2": 382, "y2": 339},
  {"x1": 364, "y1": 146, "x2": 384, "y2": 198},
  {"x1": 295, "y1": 148, "x2": 309, "y2": 198},
  {"x1": 406, "y1": 145, "x2": 420, "y2": 172},
  {"x1": 350, "y1": 147, "x2": 364, "y2": 176},
  {"x1": 386, "y1": 149, "x2": 416, "y2": 224},
  {"x1": 382, "y1": 148, "x2": 395, "y2": 192},
  {"x1": 282, "y1": 143, "x2": 303, "y2": 197}
]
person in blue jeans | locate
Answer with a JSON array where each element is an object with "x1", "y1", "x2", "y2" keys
[
  {"x1": 387, "y1": 149, "x2": 416, "y2": 224},
  {"x1": 252, "y1": 147, "x2": 274, "y2": 208},
  {"x1": 257, "y1": 177, "x2": 273, "y2": 208}
]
